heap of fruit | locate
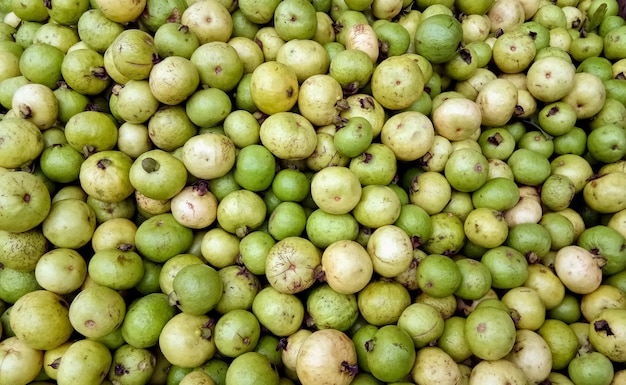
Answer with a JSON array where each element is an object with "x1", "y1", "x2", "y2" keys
[{"x1": 1, "y1": 0, "x2": 626, "y2": 383}]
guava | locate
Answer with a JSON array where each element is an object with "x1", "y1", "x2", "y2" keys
[
  {"x1": 42, "y1": 198, "x2": 96, "y2": 249},
  {"x1": 321, "y1": 239, "x2": 372, "y2": 295},
  {"x1": 422, "y1": 212, "x2": 465, "y2": 256},
  {"x1": 234, "y1": 144, "x2": 276, "y2": 192},
  {"x1": 306, "y1": 284, "x2": 358, "y2": 331},
  {"x1": 310, "y1": 166, "x2": 362, "y2": 215},
  {"x1": 268, "y1": 201, "x2": 307, "y2": 240},
  {"x1": 68, "y1": 284, "x2": 126, "y2": 339},
  {"x1": 252, "y1": 286, "x2": 304, "y2": 337},
  {"x1": 277, "y1": 39, "x2": 330, "y2": 83},
  {"x1": 159, "y1": 313, "x2": 216, "y2": 368},
  {"x1": 259, "y1": 111, "x2": 317, "y2": 161},
  {"x1": 180, "y1": 0, "x2": 232, "y2": 44},
  {"x1": 215, "y1": 265, "x2": 260, "y2": 315},
  {"x1": 121, "y1": 293, "x2": 177, "y2": 349},
  {"x1": 397, "y1": 302, "x2": 444, "y2": 348},
  {"x1": 10, "y1": 290, "x2": 72, "y2": 350},
  {"x1": 349, "y1": 143, "x2": 397, "y2": 186},
  {"x1": 411, "y1": 346, "x2": 462, "y2": 385},
  {"x1": 296, "y1": 329, "x2": 358, "y2": 385},
  {"x1": 108, "y1": 344, "x2": 156, "y2": 385},
  {"x1": 468, "y1": 359, "x2": 528, "y2": 385},
  {"x1": 358, "y1": 280, "x2": 411, "y2": 326},
  {"x1": 589, "y1": 308, "x2": 626, "y2": 362},
  {"x1": 365, "y1": 325, "x2": 415, "y2": 382},
  {"x1": 568, "y1": 351, "x2": 614, "y2": 385},
  {"x1": 216, "y1": 189, "x2": 267, "y2": 238},
  {"x1": 226, "y1": 352, "x2": 280, "y2": 385},
  {"x1": 0, "y1": 229, "x2": 48, "y2": 273},
  {"x1": 214, "y1": 309, "x2": 261, "y2": 358},
  {"x1": 56, "y1": 339, "x2": 113, "y2": 385},
  {"x1": 0, "y1": 336, "x2": 43, "y2": 384},
  {"x1": 367, "y1": 224, "x2": 413, "y2": 278},
  {"x1": 329, "y1": 48, "x2": 374, "y2": 94},
  {"x1": 414, "y1": 14, "x2": 463, "y2": 64},
  {"x1": 250, "y1": 61, "x2": 299, "y2": 115},
  {"x1": 170, "y1": 264, "x2": 223, "y2": 316},
  {"x1": 371, "y1": 55, "x2": 423, "y2": 110},
  {"x1": 524, "y1": 263, "x2": 565, "y2": 310},
  {"x1": 583, "y1": 172, "x2": 626, "y2": 214},
  {"x1": 465, "y1": 306, "x2": 516, "y2": 360},
  {"x1": 265, "y1": 236, "x2": 321, "y2": 294},
  {"x1": 437, "y1": 316, "x2": 472, "y2": 363},
  {"x1": 87, "y1": 248, "x2": 144, "y2": 291},
  {"x1": 554, "y1": 245, "x2": 603, "y2": 295}
]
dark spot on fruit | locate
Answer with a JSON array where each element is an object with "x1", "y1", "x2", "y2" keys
[
  {"x1": 115, "y1": 364, "x2": 128, "y2": 376},
  {"x1": 167, "y1": 8, "x2": 181, "y2": 23},
  {"x1": 460, "y1": 48, "x2": 472, "y2": 64},
  {"x1": 142, "y1": 157, "x2": 160, "y2": 173},
  {"x1": 18, "y1": 104, "x2": 32, "y2": 119},
  {"x1": 477, "y1": 322, "x2": 486, "y2": 332},
  {"x1": 56, "y1": 294, "x2": 69, "y2": 306},
  {"x1": 594, "y1": 319, "x2": 614, "y2": 335},
  {"x1": 379, "y1": 40, "x2": 389, "y2": 61},
  {"x1": 23, "y1": 193, "x2": 31, "y2": 203},
  {"x1": 85, "y1": 319, "x2": 96, "y2": 328},
  {"x1": 510, "y1": 309, "x2": 521, "y2": 325},
  {"x1": 286, "y1": 87, "x2": 294, "y2": 98}
]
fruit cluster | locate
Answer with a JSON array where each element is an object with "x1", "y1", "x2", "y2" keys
[{"x1": 1, "y1": 0, "x2": 626, "y2": 384}]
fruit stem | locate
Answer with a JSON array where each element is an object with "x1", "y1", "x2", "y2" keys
[
  {"x1": 92, "y1": 67, "x2": 109, "y2": 80},
  {"x1": 340, "y1": 361, "x2": 359, "y2": 376},
  {"x1": 192, "y1": 180, "x2": 210, "y2": 196}
]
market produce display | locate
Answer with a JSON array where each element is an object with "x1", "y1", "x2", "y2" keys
[{"x1": 1, "y1": 0, "x2": 626, "y2": 384}]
